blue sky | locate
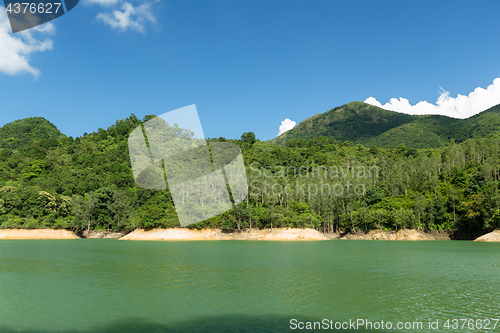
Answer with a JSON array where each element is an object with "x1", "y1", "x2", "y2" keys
[{"x1": 1, "y1": 0, "x2": 500, "y2": 140}]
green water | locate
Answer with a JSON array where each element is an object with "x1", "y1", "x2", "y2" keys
[{"x1": 0, "y1": 240, "x2": 499, "y2": 332}]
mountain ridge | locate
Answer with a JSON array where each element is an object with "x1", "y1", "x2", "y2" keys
[
  {"x1": 272, "y1": 101, "x2": 500, "y2": 148},
  {"x1": 3, "y1": 101, "x2": 500, "y2": 150}
]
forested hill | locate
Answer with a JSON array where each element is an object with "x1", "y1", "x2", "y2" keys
[
  {"x1": 272, "y1": 101, "x2": 500, "y2": 148},
  {"x1": 1, "y1": 114, "x2": 500, "y2": 239},
  {"x1": 0, "y1": 117, "x2": 64, "y2": 150}
]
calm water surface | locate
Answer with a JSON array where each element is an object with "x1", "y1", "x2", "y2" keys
[{"x1": 0, "y1": 240, "x2": 499, "y2": 332}]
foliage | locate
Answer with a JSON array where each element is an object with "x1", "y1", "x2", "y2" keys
[{"x1": 1, "y1": 108, "x2": 500, "y2": 238}]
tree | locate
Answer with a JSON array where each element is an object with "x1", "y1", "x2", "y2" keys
[
  {"x1": 413, "y1": 195, "x2": 427, "y2": 230},
  {"x1": 392, "y1": 208, "x2": 415, "y2": 230},
  {"x1": 72, "y1": 193, "x2": 97, "y2": 232},
  {"x1": 22, "y1": 160, "x2": 46, "y2": 180},
  {"x1": 107, "y1": 189, "x2": 133, "y2": 230},
  {"x1": 448, "y1": 188, "x2": 460, "y2": 225},
  {"x1": 241, "y1": 132, "x2": 256, "y2": 145},
  {"x1": 363, "y1": 188, "x2": 384, "y2": 206}
]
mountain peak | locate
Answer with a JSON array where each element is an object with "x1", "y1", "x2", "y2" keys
[
  {"x1": 272, "y1": 102, "x2": 500, "y2": 148},
  {"x1": 0, "y1": 117, "x2": 64, "y2": 150}
]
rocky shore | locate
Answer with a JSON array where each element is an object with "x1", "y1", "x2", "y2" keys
[
  {"x1": 0, "y1": 229, "x2": 79, "y2": 239},
  {"x1": 0, "y1": 228, "x2": 487, "y2": 241},
  {"x1": 474, "y1": 230, "x2": 500, "y2": 242},
  {"x1": 119, "y1": 228, "x2": 329, "y2": 241},
  {"x1": 340, "y1": 229, "x2": 450, "y2": 241},
  {"x1": 80, "y1": 230, "x2": 129, "y2": 239}
]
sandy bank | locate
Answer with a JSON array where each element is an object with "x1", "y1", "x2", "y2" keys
[
  {"x1": 120, "y1": 228, "x2": 328, "y2": 241},
  {"x1": 341, "y1": 229, "x2": 449, "y2": 241},
  {"x1": 0, "y1": 229, "x2": 80, "y2": 239},
  {"x1": 474, "y1": 230, "x2": 500, "y2": 242}
]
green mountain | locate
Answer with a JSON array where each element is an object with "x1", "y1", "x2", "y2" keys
[
  {"x1": 0, "y1": 117, "x2": 64, "y2": 150},
  {"x1": 272, "y1": 101, "x2": 500, "y2": 148},
  {"x1": 1, "y1": 112, "x2": 500, "y2": 238}
]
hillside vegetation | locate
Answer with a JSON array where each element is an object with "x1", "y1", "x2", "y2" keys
[
  {"x1": 272, "y1": 101, "x2": 500, "y2": 148},
  {"x1": 0, "y1": 114, "x2": 500, "y2": 239},
  {"x1": 0, "y1": 117, "x2": 63, "y2": 150}
]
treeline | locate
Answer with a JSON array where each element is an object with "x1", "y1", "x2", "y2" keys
[{"x1": 0, "y1": 115, "x2": 500, "y2": 237}]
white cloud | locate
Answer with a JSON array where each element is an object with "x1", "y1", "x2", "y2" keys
[
  {"x1": 365, "y1": 78, "x2": 500, "y2": 119},
  {"x1": 0, "y1": 10, "x2": 55, "y2": 78},
  {"x1": 85, "y1": 0, "x2": 120, "y2": 6},
  {"x1": 278, "y1": 118, "x2": 296, "y2": 136},
  {"x1": 96, "y1": 2, "x2": 156, "y2": 33}
]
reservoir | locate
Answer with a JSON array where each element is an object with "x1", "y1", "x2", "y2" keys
[{"x1": 0, "y1": 240, "x2": 499, "y2": 332}]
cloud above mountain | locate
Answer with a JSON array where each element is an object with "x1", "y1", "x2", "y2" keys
[
  {"x1": 365, "y1": 78, "x2": 500, "y2": 119},
  {"x1": 278, "y1": 119, "x2": 296, "y2": 136}
]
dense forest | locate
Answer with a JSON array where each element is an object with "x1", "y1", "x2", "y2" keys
[{"x1": 1, "y1": 111, "x2": 500, "y2": 238}]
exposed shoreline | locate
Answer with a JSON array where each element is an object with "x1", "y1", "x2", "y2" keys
[
  {"x1": 79, "y1": 230, "x2": 129, "y2": 239},
  {"x1": 0, "y1": 229, "x2": 79, "y2": 239},
  {"x1": 0, "y1": 228, "x2": 497, "y2": 241},
  {"x1": 474, "y1": 230, "x2": 500, "y2": 242},
  {"x1": 339, "y1": 229, "x2": 451, "y2": 241},
  {"x1": 119, "y1": 228, "x2": 329, "y2": 241}
]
